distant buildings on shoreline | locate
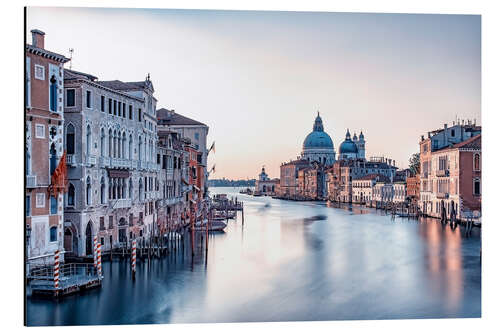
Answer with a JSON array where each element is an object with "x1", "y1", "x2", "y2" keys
[{"x1": 269, "y1": 113, "x2": 481, "y2": 222}]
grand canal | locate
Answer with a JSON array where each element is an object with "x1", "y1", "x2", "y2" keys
[{"x1": 26, "y1": 187, "x2": 481, "y2": 326}]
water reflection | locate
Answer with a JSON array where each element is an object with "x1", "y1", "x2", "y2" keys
[{"x1": 26, "y1": 187, "x2": 481, "y2": 326}]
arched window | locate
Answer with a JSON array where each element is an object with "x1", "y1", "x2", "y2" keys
[
  {"x1": 66, "y1": 124, "x2": 75, "y2": 155},
  {"x1": 129, "y1": 134, "x2": 133, "y2": 160},
  {"x1": 100, "y1": 128, "x2": 105, "y2": 157},
  {"x1": 474, "y1": 153, "x2": 480, "y2": 171},
  {"x1": 49, "y1": 75, "x2": 57, "y2": 112},
  {"x1": 50, "y1": 226, "x2": 57, "y2": 242},
  {"x1": 86, "y1": 176, "x2": 91, "y2": 206},
  {"x1": 121, "y1": 178, "x2": 126, "y2": 198},
  {"x1": 122, "y1": 132, "x2": 126, "y2": 159},
  {"x1": 67, "y1": 183, "x2": 75, "y2": 206},
  {"x1": 117, "y1": 132, "x2": 121, "y2": 158},
  {"x1": 86, "y1": 125, "x2": 91, "y2": 156},
  {"x1": 100, "y1": 177, "x2": 106, "y2": 204},
  {"x1": 113, "y1": 130, "x2": 117, "y2": 158},
  {"x1": 108, "y1": 129, "x2": 113, "y2": 157},
  {"x1": 139, "y1": 178, "x2": 143, "y2": 201},
  {"x1": 108, "y1": 177, "x2": 112, "y2": 200},
  {"x1": 138, "y1": 137, "x2": 142, "y2": 162},
  {"x1": 129, "y1": 178, "x2": 133, "y2": 199},
  {"x1": 49, "y1": 143, "x2": 57, "y2": 175}
]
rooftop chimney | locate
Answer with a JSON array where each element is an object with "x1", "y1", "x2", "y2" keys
[{"x1": 31, "y1": 29, "x2": 45, "y2": 49}]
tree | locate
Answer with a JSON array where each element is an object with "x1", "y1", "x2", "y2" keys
[{"x1": 409, "y1": 153, "x2": 420, "y2": 175}]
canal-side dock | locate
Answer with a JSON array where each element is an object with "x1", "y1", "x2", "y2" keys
[{"x1": 28, "y1": 263, "x2": 102, "y2": 298}]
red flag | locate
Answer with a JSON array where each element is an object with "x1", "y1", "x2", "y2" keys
[{"x1": 48, "y1": 151, "x2": 68, "y2": 197}]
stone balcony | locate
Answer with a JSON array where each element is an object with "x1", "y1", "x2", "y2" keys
[
  {"x1": 66, "y1": 154, "x2": 77, "y2": 167},
  {"x1": 99, "y1": 156, "x2": 110, "y2": 168},
  {"x1": 86, "y1": 155, "x2": 97, "y2": 166},
  {"x1": 436, "y1": 169, "x2": 449, "y2": 177},
  {"x1": 436, "y1": 192, "x2": 449, "y2": 199},
  {"x1": 110, "y1": 158, "x2": 131, "y2": 169},
  {"x1": 26, "y1": 175, "x2": 37, "y2": 188},
  {"x1": 109, "y1": 198, "x2": 132, "y2": 209}
]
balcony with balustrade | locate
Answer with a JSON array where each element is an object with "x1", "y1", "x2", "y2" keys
[
  {"x1": 99, "y1": 156, "x2": 110, "y2": 168},
  {"x1": 109, "y1": 158, "x2": 131, "y2": 169},
  {"x1": 109, "y1": 198, "x2": 132, "y2": 209},
  {"x1": 66, "y1": 154, "x2": 77, "y2": 167},
  {"x1": 436, "y1": 169, "x2": 449, "y2": 177},
  {"x1": 436, "y1": 192, "x2": 449, "y2": 199},
  {"x1": 86, "y1": 155, "x2": 97, "y2": 166}
]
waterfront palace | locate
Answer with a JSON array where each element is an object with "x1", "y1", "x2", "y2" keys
[{"x1": 25, "y1": 30, "x2": 209, "y2": 262}]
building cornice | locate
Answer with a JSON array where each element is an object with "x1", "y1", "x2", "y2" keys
[{"x1": 26, "y1": 44, "x2": 70, "y2": 63}]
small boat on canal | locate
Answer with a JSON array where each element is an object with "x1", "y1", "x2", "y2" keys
[{"x1": 192, "y1": 219, "x2": 228, "y2": 232}]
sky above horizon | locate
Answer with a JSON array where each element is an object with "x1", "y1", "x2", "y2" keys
[{"x1": 27, "y1": 7, "x2": 481, "y2": 179}]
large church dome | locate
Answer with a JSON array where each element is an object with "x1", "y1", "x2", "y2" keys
[
  {"x1": 302, "y1": 113, "x2": 334, "y2": 150},
  {"x1": 301, "y1": 113, "x2": 336, "y2": 165}
]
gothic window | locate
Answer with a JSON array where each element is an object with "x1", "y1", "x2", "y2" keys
[
  {"x1": 100, "y1": 128, "x2": 105, "y2": 157},
  {"x1": 49, "y1": 143, "x2": 57, "y2": 175},
  {"x1": 100, "y1": 177, "x2": 106, "y2": 204},
  {"x1": 50, "y1": 75, "x2": 57, "y2": 112},
  {"x1": 67, "y1": 183, "x2": 75, "y2": 206},
  {"x1": 138, "y1": 137, "x2": 142, "y2": 161},
  {"x1": 122, "y1": 132, "x2": 126, "y2": 158},
  {"x1": 66, "y1": 124, "x2": 75, "y2": 155},
  {"x1": 129, "y1": 135, "x2": 133, "y2": 160},
  {"x1": 113, "y1": 130, "x2": 117, "y2": 158},
  {"x1": 139, "y1": 178, "x2": 143, "y2": 201},
  {"x1": 108, "y1": 129, "x2": 113, "y2": 157},
  {"x1": 129, "y1": 178, "x2": 133, "y2": 199},
  {"x1": 86, "y1": 176, "x2": 92, "y2": 206},
  {"x1": 86, "y1": 125, "x2": 92, "y2": 156}
]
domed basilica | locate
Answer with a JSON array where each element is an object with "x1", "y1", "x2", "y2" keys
[
  {"x1": 301, "y1": 113, "x2": 336, "y2": 165},
  {"x1": 301, "y1": 113, "x2": 366, "y2": 165}
]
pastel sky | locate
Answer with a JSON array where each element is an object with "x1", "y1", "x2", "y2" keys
[{"x1": 27, "y1": 7, "x2": 481, "y2": 179}]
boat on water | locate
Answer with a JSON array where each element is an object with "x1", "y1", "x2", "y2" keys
[
  {"x1": 192, "y1": 219, "x2": 227, "y2": 231},
  {"x1": 239, "y1": 188, "x2": 252, "y2": 195}
]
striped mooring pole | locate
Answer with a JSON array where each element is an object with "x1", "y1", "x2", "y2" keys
[
  {"x1": 93, "y1": 235, "x2": 98, "y2": 268},
  {"x1": 97, "y1": 242, "x2": 102, "y2": 278},
  {"x1": 53, "y1": 249, "x2": 60, "y2": 290},
  {"x1": 131, "y1": 239, "x2": 137, "y2": 280}
]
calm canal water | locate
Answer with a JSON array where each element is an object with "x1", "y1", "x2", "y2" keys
[{"x1": 26, "y1": 187, "x2": 481, "y2": 326}]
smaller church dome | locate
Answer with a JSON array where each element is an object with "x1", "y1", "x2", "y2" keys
[
  {"x1": 339, "y1": 140, "x2": 358, "y2": 154},
  {"x1": 339, "y1": 129, "x2": 359, "y2": 154}
]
